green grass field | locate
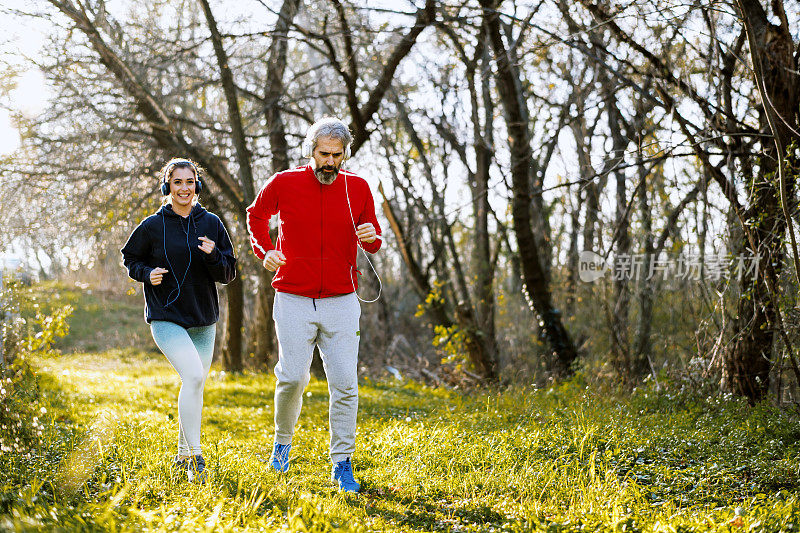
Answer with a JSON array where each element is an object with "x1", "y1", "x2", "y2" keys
[
  {"x1": 17, "y1": 281, "x2": 153, "y2": 354},
  {"x1": 2, "y1": 285, "x2": 800, "y2": 531}
]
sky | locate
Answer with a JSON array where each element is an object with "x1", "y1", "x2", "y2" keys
[
  {"x1": 1, "y1": 70, "x2": 48, "y2": 155},
  {"x1": 0, "y1": 1, "x2": 50, "y2": 156},
  {"x1": 0, "y1": 0, "x2": 401, "y2": 156},
  {"x1": 1, "y1": 2, "x2": 51, "y2": 266}
]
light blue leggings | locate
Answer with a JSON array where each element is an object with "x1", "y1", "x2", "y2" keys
[{"x1": 150, "y1": 321, "x2": 216, "y2": 456}]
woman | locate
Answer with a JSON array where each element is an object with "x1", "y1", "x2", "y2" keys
[{"x1": 121, "y1": 157, "x2": 236, "y2": 483}]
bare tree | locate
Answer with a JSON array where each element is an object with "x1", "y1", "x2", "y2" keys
[
  {"x1": 479, "y1": 0, "x2": 579, "y2": 375},
  {"x1": 570, "y1": 0, "x2": 799, "y2": 400}
]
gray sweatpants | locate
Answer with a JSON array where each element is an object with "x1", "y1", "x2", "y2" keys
[{"x1": 272, "y1": 291, "x2": 361, "y2": 464}]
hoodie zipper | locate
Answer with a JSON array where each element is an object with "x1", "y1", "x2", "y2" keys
[{"x1": 319, "y1": 179, "x2": 324, "y2": 298}]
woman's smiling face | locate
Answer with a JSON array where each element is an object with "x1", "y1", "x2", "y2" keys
[{"x1": 169, "y1": 166, "x2": 197, "y2": 210}]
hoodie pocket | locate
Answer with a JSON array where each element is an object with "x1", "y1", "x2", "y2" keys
[{"x1": 274, "y1": 256, "x2": 318, "y2": 292}]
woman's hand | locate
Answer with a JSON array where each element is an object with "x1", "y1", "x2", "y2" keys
[
  {"x1": 150, "y1": 267, "x2": 169, "y2": 285},
  {"x1": 198, "y1": 236, "x2": 216, "y2": 254}
]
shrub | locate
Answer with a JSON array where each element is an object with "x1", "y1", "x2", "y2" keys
[{"x1": 0, "y1": 276, "x2": 72, "y2": 513}]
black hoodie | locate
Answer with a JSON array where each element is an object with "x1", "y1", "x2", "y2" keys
[{"x1": 121, "y1": 203, "x2": 237, "y2": 328}]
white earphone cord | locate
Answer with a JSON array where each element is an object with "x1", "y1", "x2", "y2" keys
[{"x1": 344, "y1": 173, "x2": 382, "y2": 303}]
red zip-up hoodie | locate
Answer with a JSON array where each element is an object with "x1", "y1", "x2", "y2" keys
[{"x1": 246, "y1": 164, "x2": 382, "y2": 298}]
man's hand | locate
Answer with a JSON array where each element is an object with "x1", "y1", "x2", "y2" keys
[
  {"x1": 262, "y1": 250, "x2": 287, "y2": 271},
  {"x1": 356, "y1": 223, "x2": 377, "y2": 244},
  {"x1": 198, "y1": 236, "x2": 216, "y2": 254},
  {"x1": 150, "y1": 267, "x2": 169, "y2": 286}
]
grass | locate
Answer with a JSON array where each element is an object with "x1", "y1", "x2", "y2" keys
[
  {"x1": 16, "y1": 280, "x2": 152, "y2": 354},
  {"x1": 2, "y1": 285, "x2": 800, "y2": 531}
]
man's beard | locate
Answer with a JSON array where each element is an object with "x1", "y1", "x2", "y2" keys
[{"x1": 314, "y1": 164, "x2": 340, "y2": 184}]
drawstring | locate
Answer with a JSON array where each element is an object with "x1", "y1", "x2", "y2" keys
[
  {"x1": 344, "y1": 174, "x2": 382, "y2": 303},
  {"x1": 312, "y1": 298, "x2": 317, "y2": 311}
]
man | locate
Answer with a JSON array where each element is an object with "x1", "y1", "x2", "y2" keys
[{"x1": 246, "y1": 117, "x2": 382, "y2": 492}]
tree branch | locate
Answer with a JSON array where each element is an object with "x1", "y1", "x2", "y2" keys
[{"x1": 199, "y1": 0, "x2": 256, "y2": 204}]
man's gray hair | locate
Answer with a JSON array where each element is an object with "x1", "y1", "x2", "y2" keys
[{"x1": 305, "y1": 117, "x2": 352, "y2": 152}]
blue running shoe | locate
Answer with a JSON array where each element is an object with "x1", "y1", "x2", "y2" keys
[
  {"x1": 332, "y1": 457, "x2": 360, "y2": 493},
  {"x1": 270, "y1": 442, "x2": 291, "y2": 473},
  {"x1": 187, "y1": 455, "x2": 207, "y2": 485}
]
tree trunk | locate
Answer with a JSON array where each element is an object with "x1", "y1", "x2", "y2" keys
[
  {"x1": 480, "y1": 0, "x2": 578, "y2": 376},
  {"x1": 600, "y1": 70, "x2": 633, "y2": 380},
  {"x1": 472, "y1": 146, "x2": 499, "y2": 379},
  {"x1": 565, "y1": 190, "x2": 583, "y2": 320},
  {"x1": 632, "y1": 140, "x2": 654, "y2": 379},
  {"x1": 222, "y1": 267, "x2": 244, "y2": 372},
  {"x1": 263, "y1": 0, "x2": 300, "y2": 175},
  {"x1": 566, "y1": 99, "x2": 592, "y2": 319},
  {"x1": 199, "y1": 0, "x2": 255, "y2": 204},
  {"x1": 455, "y1": 301, "x2": 496, "y2": 380},
  {"x1": 725, "y1": 271, "x2": 775, "y2": 402},
  {"x1": 610, "y1": 169, "x2": 631, "y2": 377},
  {"x1": 250, "y1": 268, "x2": 276, "y2": 369},
  {"x1": 724, "y1": 0, "x2": 799, "y2": 403},
  {"x1": 247, "y1": 0, "x2": 302, "y2": 370},
  {"x1": 472, "y1": 42, "x2": 500, "y2": 377},
  {"x1": 501, "y1": 23, "x2": 552, "y2": 284}
]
